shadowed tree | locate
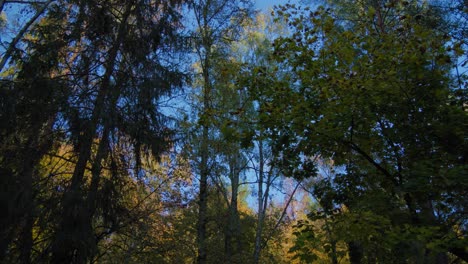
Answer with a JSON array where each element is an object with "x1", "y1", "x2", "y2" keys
[{"x1": 1, "y1": 0, "x2": 187, "y2": 262}]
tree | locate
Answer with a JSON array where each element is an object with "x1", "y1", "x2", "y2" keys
[
  {"x1": 0, "y1": 0, "x2": 54, "y2": 72},
  {"x1": 227, "y1": 11, "x2": 322, "y2": 263},
  {"x1": 1, "y1": 0, "x2": 187, "y2": 262},
  {"x1": 187, "y1": 0, "x2": 253, "y2": 262},
  {"x1": 51, "y1": 1, "x2": 186, "y2": 262},
  {"x1": 264, "y1": 1, "x2": 467, "y2": 262},
  {"x1": 0, "y1": 2, "x2": 69, "y2": 261}
]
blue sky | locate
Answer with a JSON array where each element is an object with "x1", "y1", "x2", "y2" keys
[{"x1": 255, "y1": 0, "x2": 299, "y2": 11}]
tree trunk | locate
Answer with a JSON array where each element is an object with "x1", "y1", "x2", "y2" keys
[
  {"x1": 85, "y1": 68, "x2": 121, "y2": 232},
  {"x1": 253, "y1": 138, "x2": 265, "y2": 264},
  {"x1": 225, "y1": 155, "x2": 241, "y2": 261},
  {"x1": 197, "y1": 55, "x2": 210, "y2": 264},
  {"x1": 197, "y1": 125, "x2": 209, "y2": 263}
]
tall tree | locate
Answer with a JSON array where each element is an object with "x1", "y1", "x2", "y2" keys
[
  {"x1": 211, "y1": 57, "x2": 252, "y2": 261},
  {"x1": 1, "y1": 0, "x2": 187, "y2": 262},
  {"x1": 233, "y1": 14, "x2": 287, "y2": 263},
  {"x1": 265, "y1": 1, "x2": 467, "y2": 262},
  {"x1": 49, "y1": 0, "x2": 186, "y2": 262},
  {"x1": 187, "y1": 0, "x2": 253, "y2": 262},
  {"x1": 0, "y1": 2, "x2": 70, "y2": 261}
]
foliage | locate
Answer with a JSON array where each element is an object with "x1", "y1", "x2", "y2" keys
[
  {"x1": 1, "y1": 0, "x2": 466, "y2": 263},
  {"x1": 265, "y1": 0, "x2": 468, "y2": 263}
]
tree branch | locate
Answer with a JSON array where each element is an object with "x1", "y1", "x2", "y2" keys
[{"x1": 0, "y1": 0, "x2": 54, "y2": 72}]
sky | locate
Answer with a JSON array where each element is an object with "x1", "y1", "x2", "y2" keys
[{"x1": 255, "y1": 0, "x2": 300, "y2": 11}]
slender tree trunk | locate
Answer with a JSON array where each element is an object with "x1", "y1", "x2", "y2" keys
[
  {"x1": 82, "y1": 77, "x2": 120, "y2": 252},
  {"x1": 86, "y1": 95, "x2": 116, "y2": 220},
  {"x1": 197, "y1": 122, "x2": 209, "y2": 264},
  {"x1": 225, "y1": 155, "x2": 241, "y2": 262},
  {"x1": 196, "y1": 3, "x2": 213, "y2": 261},
  {"x1": 85, "y1": 69, "x2": 121, "y2": 226},
  {"x1": 253, "y1": 138, "x2": 265, "y2": 264},
  {"x1": 86, "y1": 132, "x2": 109, "y2": 216},
  {"x1": 225, "y1": 192, "x2": 233, "y2": 261},
  {"x1": 262, "y1": 180, "x2": 301, "y2": 250},
  {"x1": 197, "y1": 54, "x2": 210, "y2": 264}
]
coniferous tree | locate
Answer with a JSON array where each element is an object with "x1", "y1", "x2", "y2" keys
[{"x1": 1, "y1": 0, "x2": 187, "y2": 262}]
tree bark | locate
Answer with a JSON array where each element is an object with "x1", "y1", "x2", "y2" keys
[
  {"x1": 225, "y1": 154, "x2": 241, "y2": 261},
  {"x1": 253, "y1": 138, "x2": 265, "y2": 264},
  {"x1": 197, "y1": 49, "x2": 210, "y2": 264},
  {"x1": 196, "y1": 2, "x2": 213, "y2": 262}
]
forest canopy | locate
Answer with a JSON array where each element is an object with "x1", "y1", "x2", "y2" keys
[{"x1": 0, "y1": 0, "x2": 466, "y2": 263}]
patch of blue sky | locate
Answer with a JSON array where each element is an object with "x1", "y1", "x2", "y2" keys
[{"x1": 255, "y1": 0, "x2": 301, "y2": 11}]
